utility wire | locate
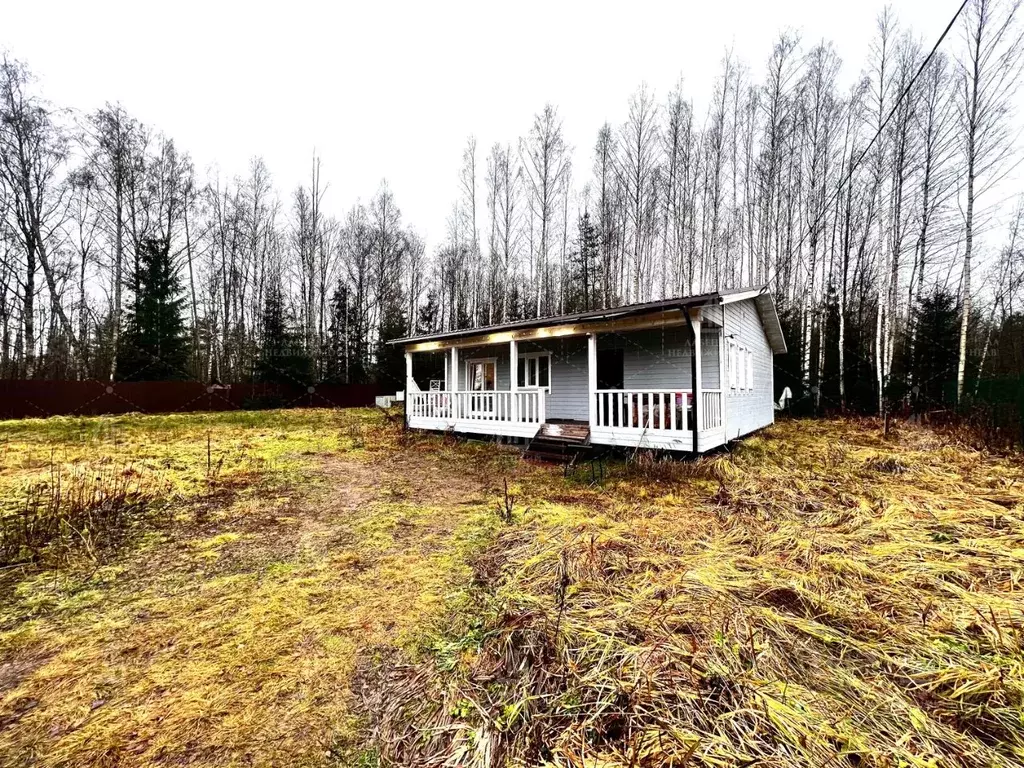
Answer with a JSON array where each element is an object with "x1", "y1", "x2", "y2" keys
[{"x1": 790, "y1": 0, "x2": 971, "y2": 282}]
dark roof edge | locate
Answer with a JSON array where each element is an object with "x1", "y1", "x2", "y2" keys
[
  {"x1": 753, "y1": 292, "x2": 788, "y2": 355},
  {"x1": 387, "y1": 288, "x2": 757, "y2": 346}
]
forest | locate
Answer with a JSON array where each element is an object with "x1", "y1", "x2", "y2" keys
[{"x1": 0, "y1": 0, "x2": 1022, "y2": 423}]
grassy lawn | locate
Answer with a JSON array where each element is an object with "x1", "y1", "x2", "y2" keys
[{"x1": 1, "y1": 410, "x2": 1022, "y2": 767}]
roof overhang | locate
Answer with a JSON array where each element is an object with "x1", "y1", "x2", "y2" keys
[
  {"x1": 393, "y1": 285, "x2": 787, "y2": 355},
  {"x1": 392, "y1": 291, "x2": 721, "y2": 351},
  {"x1": 719, "y1": 287, "x2": 787, "y2": 355}
]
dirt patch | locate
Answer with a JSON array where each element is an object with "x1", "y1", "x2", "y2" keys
[
  {"x1": 324, "y1": 446, "x2": 504, "y2": 508},
  {"x1": 0, "y1": 656, "x2": 46, "y2": 696}
]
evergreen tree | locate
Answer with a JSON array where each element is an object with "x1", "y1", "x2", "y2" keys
[
  {"x1": 255, "y1": 277, "x2": 312, "y2": 385},
  {"x1": 116, "y1": 237, "x2": 191, "y2": 381},
  {"x1": 324, "y1": 281, "x2": 350, "y2": 384},
  {"x1": 417, "y1": 289, "x2": 439, "y2": 335},
  {"x1": 373, "y1": 301, "x2": 408, "y2": 391},
  {"x1": 774, "y1": 301, "x2": 807, "y2": 411},
  {"x1": 818, "y1": 283, "x2": 841, "y2": 406},
  {"x1": 506, "y1": 281, "x2": 525, "y2": 321},
  {"x1": 911, "y1": 289, "x2": 961, "y2": 408},
  {"x1": 567, "y1": 211, "x2": 600, "y2": 312},
  {"x1": 345, "y1": 294, "x2": 369, "y2": 385}
]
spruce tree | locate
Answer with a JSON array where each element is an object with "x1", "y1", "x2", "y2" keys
[
  {"x1": 324, "y1": 281, "x2": 349, "y2": 384},
  {"x1": 569, "y1": 211, "x2": 600, "y2": 312},
  {"x1": 912, "y1": 289, "x2": 961, "y2": 408},
  {"x1": 116, "y1": 237, "x2": 190, "y2": 381},
  {"x1": 256, "y1": 278, "x2": 312, "y2": 385},
  {"x1": 345, "y1": 295, "x2": 368, "y2": 385},
  {"x1": 416, "y1": 289, "x2": 439, "y2": 334},
  {"x1": 373, "y1": 301, "x2": 408, "y2": 391}
]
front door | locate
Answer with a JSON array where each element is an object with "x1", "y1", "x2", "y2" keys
[
  {"x1": 596, "y1": 348, "x2": 624, "y2": 390},
  {"x1": 596, "y1": 348, "x2": 625, "y2": 427},
  {"x1": 466, "y1": 359, "x2": 497, "y2": 415}
]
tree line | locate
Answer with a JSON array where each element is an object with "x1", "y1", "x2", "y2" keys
[{"x1": 1, "y1": 0, "x2": 1023, "y2": 416}]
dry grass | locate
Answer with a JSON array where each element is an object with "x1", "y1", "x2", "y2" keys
[
  {"x1": 1, "y1": 412, "x2": 1021, "y2": 767},
  {"x1": 0, "y1": 408, "x2": 517, "y2": 767},
  {"x1": 367, "y1": 418, "x2": 1024, "y2": 768}
]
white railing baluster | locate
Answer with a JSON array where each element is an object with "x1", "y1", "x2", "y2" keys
[
  {"x1": 590, "y1": 389, "x2": 701, "y2": 433},
  {"x1": 424, "y1": 390, "x2": 712, "y2": 433}
]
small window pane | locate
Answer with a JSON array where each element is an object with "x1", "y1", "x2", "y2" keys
[
  {"x1": 539, "y1": 356, "x2": 550, "y2": 387},
  {"x1": 517, "y1": 358, "x2": 526, "y2": 388}
]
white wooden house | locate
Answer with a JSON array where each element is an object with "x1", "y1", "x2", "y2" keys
[{"x1": 391, "y1": 286, "x2": 787, "y2": 454}]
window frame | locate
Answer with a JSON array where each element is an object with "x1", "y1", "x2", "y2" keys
[
  {"x1": 728, "y1": 341, "x2": 753, "y2": 393},
  {"x1": 728, "y1": 342, "x2": 738, "y2": 390},
  {"x1": 464, "y1": 357, "x2": 498, "y2": 392},
  {"x1": 517, "y1": 351, "x2": 552, "y2": 391}
]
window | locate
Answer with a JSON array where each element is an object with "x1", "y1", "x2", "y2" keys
[
  {"x1": 466, "y1": 359, "x2": 497, "y2": 391},
  {"x1": 517, "y1": 352, "x2": 551, "y2": 389},
  {"x1": 728, "y1": 341, "x2": 753, "y2": 392}
]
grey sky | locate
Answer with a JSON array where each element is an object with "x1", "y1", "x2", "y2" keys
[{"x1": 5, "y1": 0, "x2": 1016, "y2": 254}]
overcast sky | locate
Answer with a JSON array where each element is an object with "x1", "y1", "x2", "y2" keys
[{"x1": 4, "y1": 0, "x2": 1019, "y2": 254}]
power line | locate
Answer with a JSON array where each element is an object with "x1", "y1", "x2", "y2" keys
[{"x1": 792, "y1": 0, "x2": 971, "y2": 282}]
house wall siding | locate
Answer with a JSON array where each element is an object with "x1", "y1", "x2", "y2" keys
[
  {"x1": 454, "y1": 345, "x2": 511, "y2": 391},
  {"x1": 445, "y1": 339, "x2": 590, "y2": 422},
  {"x1": 598, "y1": 326, "x2": 721, "y2": 390},
  {"x1": 723, "y1": 299, "x2": 775, "y2": 439},
  {"x1": 519, "y1": 338, "x2": 589, "y2": 421}
]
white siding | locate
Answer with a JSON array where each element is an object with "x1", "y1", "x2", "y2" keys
[
  {"x1": 443, "y1": 339, "x2": 590, "y2": 421},
  {"x1": 451, "y1": 345, "x2": 512, "y2": 391},
  {"x1": 598, "y1": 326, "x2": 720, "y2": 390},
  {"x1": 519, "y1": 338, "x2": 589, "y2": 421},
  {"x1": 722, "y1": 299, "x2": 775, "y2": 439}
]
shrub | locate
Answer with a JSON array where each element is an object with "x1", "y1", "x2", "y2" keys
[{"x1": 1, "y1": 463, "x2": 164, "y2": 567}]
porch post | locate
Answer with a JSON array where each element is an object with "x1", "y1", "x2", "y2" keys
[
  {"x1": 450, "y1": 346, "x2": 459, "y2": 419},
  {"x1": 693, "y1": 313, "x2": 703, "y2": 433},
  {"x1": 686, "y1": 307, "x2": 702, "y2": 453},
  {"x1": 509, "y1": 338, "x2": 518, "y2": 423},
  {"x1": 587, "y1": 332, "x2": 598, "y2": 427},
  {"x1": 404, "y1": 350, "x2": 413, "y2": 428},
  {"x1": 719, "y1": 312, "x2": 728, "y2": 437}
]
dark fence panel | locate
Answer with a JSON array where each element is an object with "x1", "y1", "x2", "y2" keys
[{"x1": 0, "y1": 380, "x2": 383, "y2": 420}]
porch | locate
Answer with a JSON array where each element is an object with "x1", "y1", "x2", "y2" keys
[
  {"x1": 406, "y1": 389, "x2": 546, "y2": 439},
  {"x1": 403, "y1": 307, "x2": 728, "y2": 453}
]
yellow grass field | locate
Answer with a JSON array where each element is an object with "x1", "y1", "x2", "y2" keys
[{"x1": 0, "y1": 409, "x2": 1022, "y2": 767}]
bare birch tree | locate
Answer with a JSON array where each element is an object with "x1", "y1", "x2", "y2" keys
[{"x1": 954, "y1": 0, "x2": 1024, "y2": 402}]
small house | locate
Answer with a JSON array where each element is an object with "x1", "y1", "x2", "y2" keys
[{"x1": 391, "y1": 286, "x2": 787, "y2": 454}]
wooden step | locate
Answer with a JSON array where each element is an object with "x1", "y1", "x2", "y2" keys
[
  {"x1": 538, "y1": 422, "x2": 591, "y2": 443},
  {"x1": 524, "y1": 424, "x2": 594, "y2": 465}
]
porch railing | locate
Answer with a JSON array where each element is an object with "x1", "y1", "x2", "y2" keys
[
  {"x1": 702, "y1": 390, "x2": 723, "y2": 430},
  {"x1": 594, "y1": 390, "x2": 690, "y2": 431},
  {"x1": 593, "y1": 389, "x2": 723, "y2": 432},
  {"x1": 407, "y1": 390, "x2": 545, "y2": 424}
]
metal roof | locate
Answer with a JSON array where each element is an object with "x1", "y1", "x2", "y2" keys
[{"x1": 390, "y1": 284, "x2": 787, "y2": 354}]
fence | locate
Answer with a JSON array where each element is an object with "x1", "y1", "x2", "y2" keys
[{"x1": 0, "y1": 380, "x2": 383, "y2": 420}]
